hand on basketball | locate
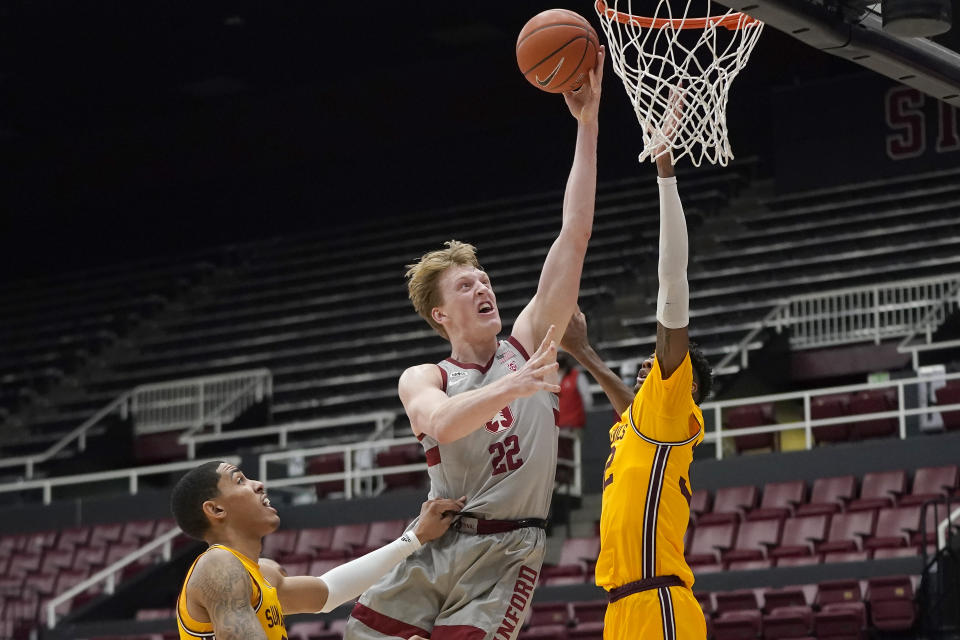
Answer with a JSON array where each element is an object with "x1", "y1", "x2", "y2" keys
[
  {"x1": 413, "y1": 496, "x2": 466, "y2": 543},
  {"x1": 563, "y1": 45, "x2": 605, "y2": 123},
  {"x1": 560, "y1": 306, "x2": 590, "y2": 357},
  {"x1": 511, "y1": 324, "x2": 562, "y2": 397}
]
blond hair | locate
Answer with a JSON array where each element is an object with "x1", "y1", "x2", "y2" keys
[{"x1": 406, "y1": 240, "x2": 481, "y2": 340}]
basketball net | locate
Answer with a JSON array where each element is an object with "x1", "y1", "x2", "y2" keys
[{"x1": 595, "y1": 0, "x2": 764, "y2": 166}]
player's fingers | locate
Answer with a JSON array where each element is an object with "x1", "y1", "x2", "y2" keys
[{"x1": 533, "y1": 325, "x2": 557, "y2": 356}]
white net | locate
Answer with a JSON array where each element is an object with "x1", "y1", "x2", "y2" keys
[{"x1": 595, "y1": 0, "x2": 764, "y2": 166}]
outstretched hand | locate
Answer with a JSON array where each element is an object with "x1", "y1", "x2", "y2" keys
[
  {"x1": 412, "y1": 496, "x2": 466, "y2": 543},
  {"x1": 511, "y1": 324, "x2": 561, "y2": 397},
  {"x1": 653, "y1": 86, "x2": 685, "y2": 175},
  {"x1": 559, "y1": 306, "x2": 590, "y2": 358},
  {"x1": 563, "y1": 45, "x2": 605, "y2": 123}
]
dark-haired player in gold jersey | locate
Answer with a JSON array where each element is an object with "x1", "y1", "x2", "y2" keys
[
  {"x1": 170, "y1": 460, "x2": 463, "y2": 640},
  {"x1": 561, "y1": 147, "x2": 713, "y2": 640}
]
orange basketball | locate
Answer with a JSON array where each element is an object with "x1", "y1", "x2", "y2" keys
[{"x1": 516, "y1": 9, "x2": 599, "y2": 94}]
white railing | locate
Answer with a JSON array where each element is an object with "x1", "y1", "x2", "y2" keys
[
  {"x1": 46, "y1": 526, "x2": 182, "y2": 629},
  {"x1": 0, "y1": 371, "x2": 270, "y2": 479},
  {"x1": 133, "y1": 369, "x2": 272, "y2": 435},
  {"x1": 714, "y1": 273, "x2": 960, "y2": 375},
  {"x1": 700, "y1": 370, "x2": 960, "y2": 459},
  {"x1": 259, "y1": 433, "x2": 582, "y2": 501},
  {"x1": 0, "y1": 457, "x2": 239, "y2": 505},
  {"x1": 179, "y1": 411, "x2": 395, "y2": 459},
  {"x1": 938, "y1": 506, "x2": 960, "y2": 551}
]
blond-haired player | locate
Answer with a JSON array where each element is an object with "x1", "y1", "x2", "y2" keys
[
  {"x1": 345, "y1": 49, "x2": 605, "y2": 640},
  {"x1": 560, "y1": 147, "x2": 713, "y2": 639}
]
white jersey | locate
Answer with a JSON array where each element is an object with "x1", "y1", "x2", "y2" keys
[{"x1": 420, "y1": 336, "x2": 560, "y2": 520}]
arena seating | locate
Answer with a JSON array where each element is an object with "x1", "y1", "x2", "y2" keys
[{"x1": 0, "y1": 162, "x2": 754, "y2": 466}]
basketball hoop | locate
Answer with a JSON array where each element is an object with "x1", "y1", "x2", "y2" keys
[{"x1": 595, "y1": 0, "x2": 764, "y2": 166}]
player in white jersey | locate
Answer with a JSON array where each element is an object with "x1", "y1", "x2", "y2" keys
[{"x1": 344, "y1": 49, "x2": 605, "y2": 640}]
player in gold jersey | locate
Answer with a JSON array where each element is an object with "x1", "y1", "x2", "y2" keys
[
  {"x1": 170, "y1": 460, "x2": 463, "y2": 640},
  {"x1": 561, "y1": 147, "x2": 713, "y2": 639}
]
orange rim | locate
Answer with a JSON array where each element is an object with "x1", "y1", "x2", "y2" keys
[{"x1": 596, "y1": 0, "x2": 762, "y2": 30}]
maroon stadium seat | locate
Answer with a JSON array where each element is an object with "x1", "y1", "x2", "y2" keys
[
  {"x1": 846, "y1": 470, "x2": 906, "y2": 512},
  {"x1": 291, "y1": 528, "x2": 335, "y2": 559},
  {"x1": 867, "y1": 575, "x2": 916, "y2": 632},
  {"x1": 89, "y1": 523, "x2": 124, "y2": 548},
  {"x1": 353, "y1": 520, "x2": 407, "y2": 556},
  {"x1": 935, "y1": 381, "x2": 960, "y2": 430},
  {"x1": 686, "y1": 522, "x2": 738, "y2": 566},
  {"x1": 762, "y1": 605, "x2": 813, "y2": 639},
  {"x1": 571, "y1": 600, "x2": 606, "y2": 625},
  {"x1": 262, "y1": 529, "x2": 299, "y2": 560},
  {"x1": 568, "y1": 625, "x2": 603, "y2": 640},
  {"x1": 899, "y1": 465, "x2": 958, "y2": 505},
  {"x1": 41, "y1": 548, "x2": 75, "y2": 575},
  {"x1": 519, "y1": 624, "x2": 568, "y2": 639},
  {"x1": 726, "y1": 403, "x2": 776, "y2": 453},
  {"x1": 863, "y1": 506, "x2": 921, "y2": 551},
  {"x1": 775, "y1": 555, "x2": 820, "y2": 568},
  {"x1": 690, "y1": 489, "x2": 712, "y2": 522},
  {"x1": 308, "y1": 558, "x2": 341, "y2": 576},
  {"x1": 309, "y1": 454, "x2": 346, "y2": 498},
  {"x1": 287, "y1": 620, "x2": 326, "y2": 640},
  {"x1": 313, "y1": 523, "x2": 369, "y2": 559},
  {"x1": 714, "y1": 589, "x2": 760, "y2": 616},
  {"x1": 23, "y1": 530, "x2": 57, "y2": 554},
  {"x1": 817, "y1": 511, "x2": 876, "y2": 554},
  {"x1": 56, "y1": 527, "x2": 91, "y2": 551},
  {"x1": 121, "y1": 520, "x2": 158, "y2": 544},
  {"x1": 24, "y1": 572, "x2": 57, "y2": 597},
  {"x1": 811, "y1": 393, "x2": 852, "y2": 444},
  {"x1": 723, "y1": 519, "x2": 782, "y2": 564},
  {"x1": 796, "y1": 476, "x2": 855, "y2": 516},
  {"x1": 376, "y1": 444, "x2": 426, "y2": 491},
  {"x1": 769, "y1": 514, "x2": 829, "y2": 559},
  {"x1": 814, "y1": 580, "x2": 865, "y2": 640},
  {"x1": 713, "y1": 609, "x2": 762, "y2": 640},
  {"x1": 528, "y1": 602, "x2": 572, "y2": 627},
  {"x1": 822, "y1": 550, "x2": 870, "y2": 564},
  {"x1": 699, "y1": 486, "x2": 758, "y2": 524},
  {"x1": 762, "y1": 586, "x2": 808, "y2": 613},
  {"x1": 8, "y1": 552, "x2": 41, "y2": 578},
  {"x1": 848, "y1": 389, "x2": 898, "y2": 440},
  {"x1": 816, "y1": 579, "x2": 862, "y2": 607},
  {"x1": 541, "y1": 537, "x2": 600, "y2": 585},
  {"x1": 749, "y1": 481, "x2": 806, "y2": 521},
  {"x1": 72, "y1": 545, "x2": 107, "y2": 572}
]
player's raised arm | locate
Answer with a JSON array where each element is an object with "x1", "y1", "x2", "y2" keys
[
  {"x1": 258, "y1": 497, "x2": 465, "y2": 615},
  {"x1": 653, "y1": 143, "x2": 690, "y2": 379},
  {"x1": 400, "y1": 328, "x2": 561, "y2": 444},
  {"x1": 186, "y1": 549, "x2": 267, "y2": 640},
  {"x1": 561, "y1": 307, "x2": 634, "y2": 415},
  {"x1": 512, "y1": 47, "x2": 604, "y2": 352}
]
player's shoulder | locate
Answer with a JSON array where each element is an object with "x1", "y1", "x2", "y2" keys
[
  {"x1": 187, "y1": 547, "x2": 251, "y2": 599},
  {"x1": 399, "y1": 363, "x2": 445, "y2": 392},
  {"x1": 193, "y1": 546, "x2": 244, "y2": 577}
]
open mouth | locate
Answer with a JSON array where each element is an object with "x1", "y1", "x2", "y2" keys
[
  {"x1": 262, "y1": 496, "x2": 276, "y2": 513},
  {"x1": 478, "y1": 302, "x2": 495, "y2": 316}
]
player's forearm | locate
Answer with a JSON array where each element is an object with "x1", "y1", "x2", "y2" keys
[
  {"x1": 316, "y1": 533, "x2": 421, "y2": 613},
  {"x1": 426, "y1": 377, "x2": 521, "y2": 443},
  {"x1": 561, "y1": 120, "x2": 599, "y2": 242},
  {"x1": 568, "y1": 344, "x2": 634, "y2": 415}
]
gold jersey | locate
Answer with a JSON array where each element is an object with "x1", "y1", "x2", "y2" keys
[
  {"x1": 596, "y1": 353, "x2": 704, "y2": 591},
  {"x1": 177, "y1": 544, "x2": 287, "y2": 640}
]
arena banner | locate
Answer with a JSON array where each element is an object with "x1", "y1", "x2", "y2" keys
[{"x1": 772, "y1": 72, "x2": 960, "y2": 192}]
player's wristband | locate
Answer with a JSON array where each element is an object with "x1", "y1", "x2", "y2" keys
[{"x1": 316, "y1": 532, "x2": 421, "y2": 613}]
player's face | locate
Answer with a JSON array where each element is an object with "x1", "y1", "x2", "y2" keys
[
  {"x1": 435, "y1": 265, "x2": 501, "y2": 337},
  {"x1": 214, "y1": 463, "x2": 280, "y2": 537},
  {"x1": 635, "y1": 353, "x2": 655, "y2": 392}
]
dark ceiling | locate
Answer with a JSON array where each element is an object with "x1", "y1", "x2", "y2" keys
[{"x1": 0, "y1": 1, "x2": 895, "y2": 279}]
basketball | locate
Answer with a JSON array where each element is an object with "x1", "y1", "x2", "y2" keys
[{"x1": 516, "y1": 9, "x2": 600, "y2": 94}]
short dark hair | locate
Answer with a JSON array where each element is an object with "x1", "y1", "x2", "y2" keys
[
  {"x1": 171, "y1": 461, "x2": 223, "y2": 540},
  {"x1": 688, "y1": 342, "x2": 713, "y2": 404}
]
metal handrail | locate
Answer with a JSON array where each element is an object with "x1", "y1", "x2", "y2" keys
[
  {"x1": 714, "y1": 273, "x2": 960, "y2": 375},
  {"x1": 259, "y1": 433, "x2": 582, "y2": 500},
  {"x1": 46, "y1": 526, "x2": 183, "y2": 629},
  {"x1": 180, "y1": 412, "x2": 396, "y2": 459},
  {"x1": 701, "y1": 370, "x2": 960, "y2": 459},
  {"x1": 0, "y1": 457, "x2": 239, "y2": 505},
  {"x1": 2, "y1": 370, "x2": 270, "y2": 479}
]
